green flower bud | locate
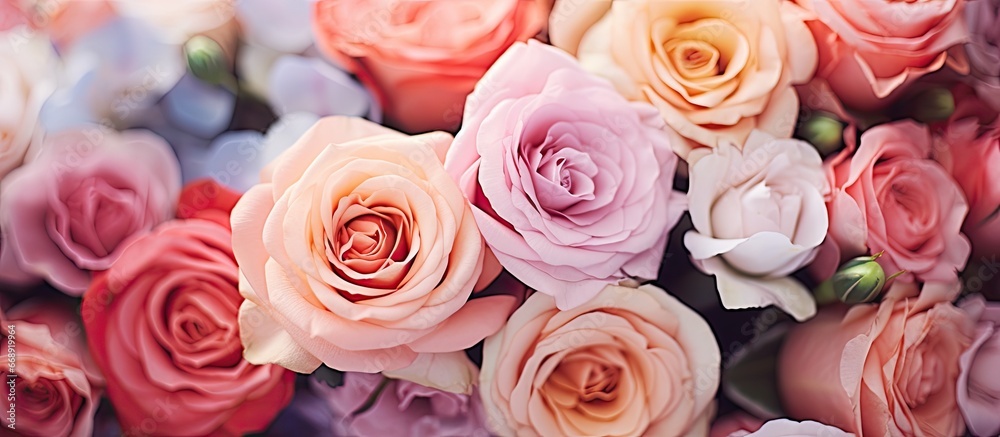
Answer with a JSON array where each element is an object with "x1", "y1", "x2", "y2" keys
[
  {"x1": 910, "y1": 87, "x2": 955, "y2": 123},
  {"x1": 797, "y1": 112, "x2": 843, "y2": 155},
  {"x1": 184, "y1": 36, "x2": 227, "y2": 86},
  {"x1": 831, "y1": 254, "x2": 886, "y2": 304}
]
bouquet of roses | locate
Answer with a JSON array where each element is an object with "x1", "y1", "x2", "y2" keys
[{"x1": 0, "y1": 0, "x2": 997, "y2": 436}]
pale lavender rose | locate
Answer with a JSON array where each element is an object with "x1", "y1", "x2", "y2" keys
[
  {"x1": 958, "y1": 294, "x2": 1000, "y2": 437},
  {"x1": 684, "y1": 132, "x2": 828, "y2": 321},
  {"x1": 727, "y1": 419, "x2": 854, "y2": 437},
  {"x1": 39, "y1": 17, "x2": 185, "y2": 133},
  {"x1": 0, "y1": 127, "x2": 180, "y2": 294},
  {"x1": 966, "y1": 0, "x2": 1000, "y2": 110},
  {"x1": 312, "y1": 373, "x2": 489, "y2": 437},
  {"x1": 444, "y1": 40, "x2": 684, "y2": 310},
  {"x1": 236, "y1": 0, "x2": 312, "y2": 53}
]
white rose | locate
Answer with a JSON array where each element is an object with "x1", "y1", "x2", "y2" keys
[{"x1": 684, "y1": 131, "x2": 828, "y2": 321}]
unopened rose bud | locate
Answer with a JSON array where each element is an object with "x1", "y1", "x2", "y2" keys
[
  {"x1": 831, "y1": 254, "x2": 886, "y2": 304},
  {"x1": 910, "y1": 87, "x2": 955, "y2": 122},
  {"x1": 797, "y1": 112, "x2": 843, "y2": 155},
  {"x1": 184, "y1": 35, "x2": 228, "y2": 86}
]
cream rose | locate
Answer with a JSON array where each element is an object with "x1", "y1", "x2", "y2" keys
[
  {"x1": 549, "y1": 0, "x2": 817, "y2": 159},
  {"x1": 480, "y1": 284, "x2": 721, "y2": 437},
  {"x1": 233, "y1": 116, "x2": 517, "y2": 378},
  {"x1": 685, "y1": 131, "x2": 828, "y2": 321},
  {"x1": 0, "y1": 28, "x2": 56, "y2": 179}
]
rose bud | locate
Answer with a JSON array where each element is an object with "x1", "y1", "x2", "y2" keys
[
  {"x1": 911, "y1": 87, "x2": 956, "y2": 123},
  {"x1": 184, "y1": 35, "x2": 229, "y2": 87},
  {"x1": 796, "y1": 112, "x2": 843, "y2": 156},
  {"x1": 830, "y1": 254, "x2": 886, "y2": 304}
]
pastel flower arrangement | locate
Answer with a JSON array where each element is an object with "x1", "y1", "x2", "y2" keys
[{"x1": 0, "y1": 1, "x2": 997, "y2": 436}]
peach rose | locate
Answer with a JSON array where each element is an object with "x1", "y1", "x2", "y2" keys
[
  {"x1": 312, "y1": 0, "x2": 550, "y2": 133},
  {"x1": 233, "y1": 116, "x2": 518, "y2": 378},
  {"x1": 480, "y1": 284, "x2": 720, "y2": 437},
  {"x1": 795, "y1": 0, "x2": 968, "y2": 110},
  {"x1": 778, "y1": 285, "x2": 974, "y2": 436},
  {"x1": 822, "y1": 121, "x2": 971, "y2": 285},
  {"x1": 3, "y1": 297, "x2": 104, "y2": 437},
  {"x1": 685, "y1": 131, "x2": 828, "y2": 321},
  {"x1": 548, "y1": 0, "x2": 817, "y2": 160}
]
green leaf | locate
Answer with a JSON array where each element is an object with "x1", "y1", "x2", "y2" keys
[{"x1": 722, "y1": 324, "x2": 788, "y2": 419}]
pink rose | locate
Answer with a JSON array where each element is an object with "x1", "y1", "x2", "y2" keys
[
  {"x1": 822, "y1": 121, "x2": 971, "y2": 285},
  {"x1": 480, "y1": 284, "x2": 720, "y2": 436},
  {"x1": 778, "y1": 288, "x2": 974, "y2": 436},
  {"x1": 548, "y1": 0, "x2": 818, "y2": 159},
  {"x1": 82, "y1": 219, "x2": 295, "y2": 436},
  {"x1": 312, "y1": 0, "x2": 550, "y2": 133},
  {"x1": 724, "y1": 419, "x2": 854, "y2": 437},
  {"x1": 795, "y1": 0, "x2": 968, "y2": 110},
  {"x1": 3, "y1": 297, "x2": 104, "y2": 437},
  {"x1": 957, "y1": 295, "x2": 1000, "y2": 436},
  {"x1": 0, "y1": 127, "x2": 181, "y2": 294},
  {"x1": 709, "y1": 412, "x2": 765, "y2": 437},
  {"x1": 933, "y1": 101, "x2": 1000, "y2": 258},
  {"x1": 233, "y1": 116, "x2": 517, "y2": 377},
  {"x1": 685, "y1": 131, "x2": 828, "y2": 321},
  {"x1": 312, "y1": 373, "x2": 489, "y2": 436},
  {"x1": 445, "y1": 41, "x2": 684, "y2": 310}
]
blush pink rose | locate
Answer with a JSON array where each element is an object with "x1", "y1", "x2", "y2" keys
[
  {"x1": 0, "y1": 127, "x2": 181, "y2": 294},
  {"x1": 312, "y1": 373, "x2": 489, "y2": 436},
  {"x1": 445, "y1": 41, "x2": 684, "y2": 310},
  {"x1": 821, "y1": 121, "x2": 971, "y2": 285},
  {"x1": 933, "y1": 101, "x2": 1000, "y2": 258},
  {"x1": 685, "y1": 131, "x2": 828, "y2": 321},
  {"x1": 548, "y1": 0, "x2": 818, "y2": 159},
  {"x1": 312, "y1": 0, "x2": 550, "y2": 133},
  {"x1": 795, "y1": 0, "x2": 968, "y2": 110},
  {"x1": 480, "y1": 284, "x2": 721, "y2": 437},
  {"x1": 3, "y1": 297, "x2": 104, "y2": 437},
  {"x1": 778, "y1": 286, "x2": 974, "y2": 436},
  {"x1": 956, "y1": 295, "x2": 1000, "y2": 436},
  {"x1": 233, "y1": 116, "x2": 517, "y2": 377},
  {"x1": 723, "y1": 419, "x2": 854, "y2": 437},
  {"x1": 82, "y1": 219, "x2": 295, "y2": 437}
]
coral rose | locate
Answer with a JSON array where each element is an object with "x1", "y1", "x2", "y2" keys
[
  {"x1": 480, "y1": 284, "x2": 720, "y2": 437},
  {"x1": 548, "y1": 0, "x2": 817, "y2": 159},
  {"x1": 312, "y1": 0, "x2": 550, "y2": 133},
  {"x1": 233, "y1": 116, "x2": 517, "y2": 377},
  {"x1": 82, "y1": 219, "x2": 294, "y2": 436}
]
